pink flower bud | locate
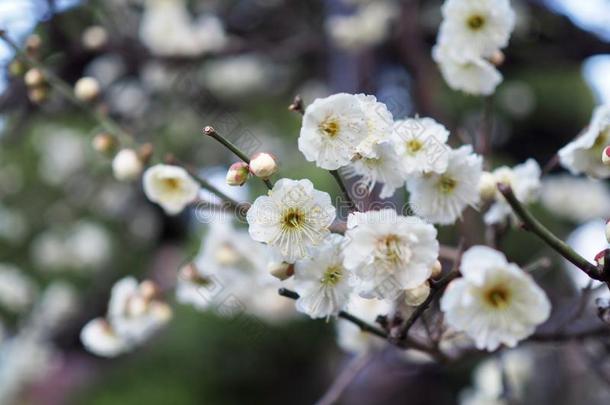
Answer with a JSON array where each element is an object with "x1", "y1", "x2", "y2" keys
[
  {"x1": 249, "y1": 153, "x2": 278, "y2": 178},
  {"x1": 602, "y1": 146, "x2": 610, "y2": 166},
  {"x1": 595, "y1": 249, "x2": 609, "y2": 267},
  {"x1": 226, "y1": 162, "x2": 249, "y2": 186}
]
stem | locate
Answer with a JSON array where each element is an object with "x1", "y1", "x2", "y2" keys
[
  {"x1": 329, "y1": 170, "x2": 356, "y2": 210},
  {"x1": 498, "y1": 183, "x2": 607, "y2": 282},
  {"x1": 0, "y1": 31, "x2": 134, "y2": 146},
  {"x1": 203, "y1": 126, "x2": 273, "y2": 190},
  {"x1": 278, "y1": 288, "x2": 386, "y2": 338}
]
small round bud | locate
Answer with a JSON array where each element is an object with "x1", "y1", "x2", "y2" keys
[
  {"x1": 127, "y1": 295, "x2": 148, "y2": 317},
  {"x1": 149, "y1": 302, "x2": 173, "y2": 322},
  {"x1": 24, "y1": 68, "x2": 45, "y2": 87},
  {"x1": 249, "y1": 152, "x2": 278, "y2": 178},
  {"x1": 139, "y1": 280, "x2": 158, "y2": 300},
  {"x1": 489, "y1": 50, "x2": 505, "y2": 66},
  {"x1": 403, "y1": 282, "x2": 430, "y2": 306},
  {"x1": 268, "y1": 261, "x2": 294, "y2": 281},
  {"x1": 202, "y1": 126, "x2": 216, "y2": 136},
  {"x1": 602, "y1": 146, "x2": 610, "y2": 166},
  {"x1": 595, "y1": 249, "x2": 609, "y2": 268},
  {"x1": 8, "y1": 60, "x2": 25, "y2": 77},
  {"x1": 137, "y1": 143, "x2": 154, "y2": 164},
  {"x1": 430, "y1": 260, "x2": 442, "y2": 279},
  {"x1": 226, "y1": 162, "x2": 249, "y2": 186},
  {"x1": 25, "y1": 34, "x2": 42, "y2": 54},
  {"x1": 478, "y1": 171, "x2": 497, "y2": 201},
  {"x1": 82, "y1": 25, "x2": 108, "y2": 50},
  {"x1": 74, "y1": 77, "x2": 101, "y2": 102},
  {"x1": 112, "y1": 149, "x2": 143, "y2": 181},
  {"x1": 92, "y1": 133, "x2": 117, "y2": 154},
  {"x1": 27, "y1": 87, "x2": 47, "y2": 104}
]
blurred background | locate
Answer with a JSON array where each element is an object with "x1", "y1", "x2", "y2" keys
[{"x1": 1, "y1": 0, "x2": 610, "y2": 404}]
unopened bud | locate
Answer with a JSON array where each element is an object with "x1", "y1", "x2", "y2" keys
[
  {"x1": 602, "y1": 146, "x2": 610, "y2": 166},
  {"x1": 403, "y1": 282, "x2": 430, "y2": 306},
  {"x1": 249, "y1": 152, "x2": 278, "y2": 178},
  {"x1": 490, "y1": 50, "x2": 505, "y2": 66},
  {"x1": 137, "y1": 143, "x2": 154, "y2": 164},
  {"x1": 149, "y1": 301, "x2": 173, "y2": 322},
  {"x1": 92, "y1": 133, "x2": 117, "y2": 154},
  {"x1": 127, "y1": 295, "x2": 148, "y2": 317},
  {"x1": 139, "y1": 280, "x2": 158, "y2": 301},
  {"x1": 268, "y1": 261, "x2": 294, "y2": 280},
  {"x1": 28, "y1": 87, "x2": 47, "y2": 104},
  {"x1": 24, "y1": 68, "x2": 45, "y2": 87},
  {"x1": 74, "y1": 77, "x2": 101, "y2": 102},
  {"x1": 82, "y1": 25, "x2": 108, "y2": 50},
  {"x1": 112, "y1": 149, "x2": 143, "y2": 181},
  {"x1": 226, "y1": 162, "x2": 249, "y2": 186},
  {"x1": 478, "y1": 171, "x2": 497, "y2": 201},
  {"x1": 595, "y1": 249, "x2": 609, "y2": 268},
  {"x1": 430, "y1": 260, "x2": 442, "y2": 279},
  {"x1": 25, "y1": 34, "x2": 42, "y2": 55},
  {"x1": 8, "y1": 60, "x2": 25, "y2": 77}
]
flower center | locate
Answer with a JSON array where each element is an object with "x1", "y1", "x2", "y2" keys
[
  {"x1": 321, "y1": 265, "x2": 343, "y2": 286},
  {"x1": 377, "y1": 234, "x2": 411, "y2": 266},
  {"x1": 406, "y1": 139, "x2": 423, "y2": 154},
  {"x1": 320, "y1": 118, "x2": 340, "y2": 138},
  {"x1": 484, "y1": 285, "x2": 511, "y2": 309},
  {"x1": 162, "y1": 177, "x2": 180, "y2": 191},
  {"x1": 593, "y1": 128, "x2": 610, "y2": 155},
  {"x1": 437, "y1": 175, "x2": 457, "y2": 194},
  {"x1": 281, "y1": 208, "x2": 305, "y2": 230},
  {"x1": 467, "y1": 14, "x2": 485, "y2": 30}
]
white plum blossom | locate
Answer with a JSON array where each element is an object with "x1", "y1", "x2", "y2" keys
[
  {"x1": 202, "y1": 55, "x2": 271, "y2": 99},
  {"x1": 177, "y1": 219, "x2": 269, "y2": 311},
  {"x1": 559, "y1": 104, "x2": 610, "y2": 178},
  {"x1": 391, "y1": 116, "x2": 450, "y2": 175},
  {"x1": 407, "y1": 145, "x2": 483, "y2": 225},
  {"x1": 293, "y1": 234, "x2": 352, "y2": 319},
  {"x1": 107, "y1": 277, "x2": 172, "y2": 346},
  {"x1": 343, "y1": 142, "x2": 407, "y2": 199},
  {"x1": 438, "y1": 0, "x2": 516, "y2": 58},
  {"x1": 343, "y1": 209, "x2": 439, "y2": 299},
  {"x1": 326, "y1": 2, "x2": 398, "y2": 51},
  {"x1": 140, "y1": 0, "x2": 227, "y2": 57},
  {"x1": 80, "y1": 318, "x2": 129, "y2": 358},
  {"x1": 441, "y1": 246, "x2": 551, "y2": 351},
  {"x1": 353, "y1": 94, "x2": 394, "y2": 158},
  {"x1": 247, "y1": 179, "x2": 336, "y2": 262},
  {"x1": 80, "y1": 277, "x2": 171, "y2": 357},
  {"x1": 432, "y1": 45, "x2": 502, "y2": 96},
  {"x1": 112, "y1": 149, "x2": 143, "y2": 181},
  {"x1": 336, "y1": 294, "x2": 393, "y2": 354},
  {"x1": 484, "y1": 159, "x2": 541, "y2": 225},
  {"x1": 298, "y1": 93, "x2": 368, "y2": 170},
  {"x1": 541, "y1": 175, "x2": 610, "y2": 222},
  {"x1": 143, "y1": 164, "x2": 200, "y2": 215}
]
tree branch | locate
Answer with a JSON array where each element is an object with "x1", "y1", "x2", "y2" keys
[{"x1": 498, "y1": 183, "x2": 608, "y2": 282}]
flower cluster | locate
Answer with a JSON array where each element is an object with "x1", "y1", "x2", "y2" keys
[
  {"x1": 80, "y1": 277, "x2": 172, "y2": 357},
  {"x1": 433, "y1": 0, "x2": 516, "y2": 95}
]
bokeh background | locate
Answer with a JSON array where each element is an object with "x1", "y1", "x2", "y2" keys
[{"x1": 1, "y1": 0, "x2": 610, "y2": 404}]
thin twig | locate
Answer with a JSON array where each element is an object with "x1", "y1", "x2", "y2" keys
[
  {"x1": 203, "y1": 126, "x2": 273, "y2": 190},
  {"x1": 329, "y1": 170, "x2": 356, "y2": 211},
  {"x1": 0, "y1": 30, "x2": 134, "y2": 146},
  {"x1": 498, "y1": 183, "x2": 608, "y2": 282}
]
